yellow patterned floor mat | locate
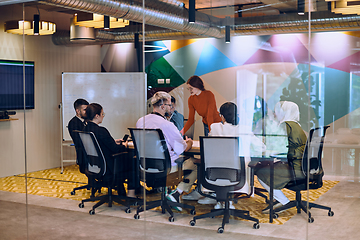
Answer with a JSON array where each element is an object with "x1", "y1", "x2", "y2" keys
[{"x1": 0, "y1": 165, "x2": 338, "y2": 225}]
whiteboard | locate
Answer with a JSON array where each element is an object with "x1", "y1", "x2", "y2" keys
[{"x1": 62, "y1": 72, "x2": 147, "y2": 141}]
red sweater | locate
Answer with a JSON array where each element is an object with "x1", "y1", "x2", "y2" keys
[{"x1": 183, "y1": 90, "x2": 222, "y2": 134}]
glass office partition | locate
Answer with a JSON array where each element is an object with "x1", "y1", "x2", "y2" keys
[
  {"x1": 308, "y1": 2, "x2": 360, "y2": 240},
  {"x1": 0, "y1": 3, "x2": 29, "y2": 238},
  {"x1": 2, "y1": 0, "x2": 359, "y2": 239}
]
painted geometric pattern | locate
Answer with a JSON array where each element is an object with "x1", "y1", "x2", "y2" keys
[
  {"x1": 0, "y1": 165, "x2": 338, "y2": 225},
  {"x1": 143, "y1": 32, "x2": 360, "y2": 126},
  {"x1": 146, "y1": 57, "x2": 185, "y2": 89}
]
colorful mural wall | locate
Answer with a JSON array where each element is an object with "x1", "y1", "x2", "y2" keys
[{"x1": 101, "y1": 32, "x2": 360, "y2": 135}]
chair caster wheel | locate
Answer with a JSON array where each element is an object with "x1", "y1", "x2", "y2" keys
[
  {"x1": 273, "y1": 213, "x2": 279, "y2": 219},
  {"x1": 190, "y1": 209, "x2": 196, "y2": 215},
  {"x1": 89, "y1": 209, "x2": 95, "y2": 215},
  {"x1": 308, "y1": 217, "x2": 314, "y2": 223},
  {"x1": 253, "y1": 223, "x2": 260, "y2": 229},
  {"x1": 168, "y1": 216, "x2": 175, "y2": 222},
  {"x1": 328, "y1": 211, "x2": 334, "y2": 217},
  {"x1": 70, "y1": 191, "x2": 75, "y2": 195},
  {"x1": 217, "y1": 227, "x2": 224, "y2": 233},
  {"x1": 134, "y1": 214, "x2": 140, "y2": 220},
  {"x1": 189, "y1": 220, "x2": 196, "y2": 226},
  {"x1": 125, "y1": 208, "x2": 131, "y2": 214},
  {"x1": 79, "y1": 203, "x2": 84, "y2": 208}
]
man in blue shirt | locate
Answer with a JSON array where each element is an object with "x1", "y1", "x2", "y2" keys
[{"x1": 167, "y1": 96, "x2": 184, "y2": 132}]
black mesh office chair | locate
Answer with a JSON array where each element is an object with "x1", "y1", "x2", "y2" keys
[
  {"x1": 129, "y1": 128, "x2": 196, "y2": 222},
  {"x1": 69, "y1": 129, "x2": 97, "y2": 197},
  {"x1": 76, "y1": 131, "x2": 135, "y2": 215},
  {"x1": 190, "y1": 136, "x2": 260, "y2": 233},
  {"x1": 272, "y1": 126, "x2": 334, "y2": 222}
]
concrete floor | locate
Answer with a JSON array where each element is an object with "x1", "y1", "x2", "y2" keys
[{"x1": 1, "y1": 176, "x2": 359, "y2": 240}]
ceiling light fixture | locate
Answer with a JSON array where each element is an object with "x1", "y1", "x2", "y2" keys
[
  {"x1": 189, "y1": 0, "x2": 195, "y2": 23},
  {"x1": 326, "y1": 0, "x2": 360, "y2": 15},
  {"x1": 4, "y1": 19, "x2": 56, "y2": 35},
  {"x1": 33, "y1": 14, "x2": 39, "y2": 35},
  {"x1": 134, "y1": 33, "x2": 139, "y2": 49},
  {"x1": 74, "y1": 12, "x2": 129, "y2": 29},
  {"x1": 104, "y1": 15, "x2": 110, "y2": 29},
  {"x1": 298, "y1": 0, "x2": 305, "y2": 15},
  {"x1": 225, "y1": 16, "x2": 230, "y2": 43}
]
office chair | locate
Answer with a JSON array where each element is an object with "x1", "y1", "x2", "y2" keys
[
  {"x1": 272, "y1": 126, "x2": 334, "y2": 222},
  {"x1": 68, "y1": 129, "x2": 98, "y2": 197},
  {"x1": 129, "y1": 128, "x2": 195, "y2": 222},
  {"x1": 190, "y1": 136, "x2": 260, "y2": 233},
  {"x1": 76, "y1": 131, "x2": 135, "y2": 215}
]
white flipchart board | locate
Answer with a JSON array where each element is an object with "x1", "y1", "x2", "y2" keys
[{"x1": 62, "y1": 72, "x2": 147, "y2": 141}]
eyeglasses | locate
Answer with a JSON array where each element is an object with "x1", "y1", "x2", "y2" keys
[{"x1": 101, "y1": 112, "x2": 105, "y2": 117}]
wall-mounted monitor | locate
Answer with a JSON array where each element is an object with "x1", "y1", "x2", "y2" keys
[{"x1": 0, "y1": 60, "x2": 35, "y2": 110}]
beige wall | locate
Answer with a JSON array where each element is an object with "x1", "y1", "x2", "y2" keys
[{"x1": 0, "y1": 6, "x2": 101, "y2": 177}]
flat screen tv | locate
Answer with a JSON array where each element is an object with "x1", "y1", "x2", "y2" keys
[{"x1": 0, "y1": 59, "x2": 35, "y2": 110}]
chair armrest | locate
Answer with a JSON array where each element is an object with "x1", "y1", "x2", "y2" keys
[
  {"x1": 270, "y1": 153, "x2": 287, "y2": 158},
  {"x1": 248, "y1": 160, "x2": 260, "y2": 168},
  {"x1": 175, "y1": 156, "x2": 190, "y2": 166}
]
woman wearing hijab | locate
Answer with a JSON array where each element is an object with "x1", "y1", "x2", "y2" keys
[{"x1": 255, "y1": 101, "x2": 307, "y2": 213}]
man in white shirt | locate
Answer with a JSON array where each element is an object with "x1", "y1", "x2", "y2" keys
[{"x1": 136, "y1": 91, "x2": 196, "y2": 211}]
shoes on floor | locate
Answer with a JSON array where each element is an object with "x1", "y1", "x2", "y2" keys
[
  {"x1": 197, "y1": 193, "x2": 217, "y2": 204},
  {"x1": 214, "y1": 201, "x2": 235, "y2": 209},
  {"x1": 166, "y1": 190, "x2": 182, "y2": 211},
  {"x1": 182, "y1": 190, "x2": 202, "y2": 201},
  {"x1": 273, "y1": 201, "x2": 293, "y2": 214},
  {"x1": 262, "y1": 200, "x2": 283, "y2": 214},
  {"x1": 214, "y1": 202, "x2": 223, "y2": 209}
]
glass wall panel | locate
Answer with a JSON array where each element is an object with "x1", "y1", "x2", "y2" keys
[
  {"x1": 309, "y1": 1, "x2": 360, "y2": 239},
  {"x1": 3, "y1": 0, "x2": 360, "y2": 239},
  {"x1": 0, "y1": 3, "x2": 28, "y2": 239}
]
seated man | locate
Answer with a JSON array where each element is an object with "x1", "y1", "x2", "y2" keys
[
  {"x1": 68, "y1": 98, "x2": 89, "y2": 173},
  {"x1": 136, "y1": 91, "x2": 196, "y2": 211},
  {"x1": 166, "y1": 96, "x2": 184, "y2": 132}
]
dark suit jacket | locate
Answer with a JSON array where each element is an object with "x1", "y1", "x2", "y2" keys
[
  {"x1": 84, "y1": 122, "x2": 127, "y2": 176},
  {"x1": 68, "y1": 116, "x2": 86, "y2": 172}
]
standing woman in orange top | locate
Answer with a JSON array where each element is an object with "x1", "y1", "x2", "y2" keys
[{"x1": 180, "y1": 75, "x2": 222, "y2": 136}]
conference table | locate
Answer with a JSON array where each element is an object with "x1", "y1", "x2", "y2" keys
[{"x1": 128, "y1": 139, "x2": 278, "y2": 223}]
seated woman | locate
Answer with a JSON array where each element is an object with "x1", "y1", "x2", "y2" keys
[
  {"x1": 84, "y1": 103, "x2": 135, "y2": 198},
  {"x1": 196, "y1": 102, "x2": 265, "y2": 209},
  {"x1": 255, "y1": 101, "x2": 307, "y2": 213}
]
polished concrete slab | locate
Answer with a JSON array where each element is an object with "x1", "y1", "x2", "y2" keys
[{"x1": 1, "y1": 176, "x2": 359, "y2": 240}]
